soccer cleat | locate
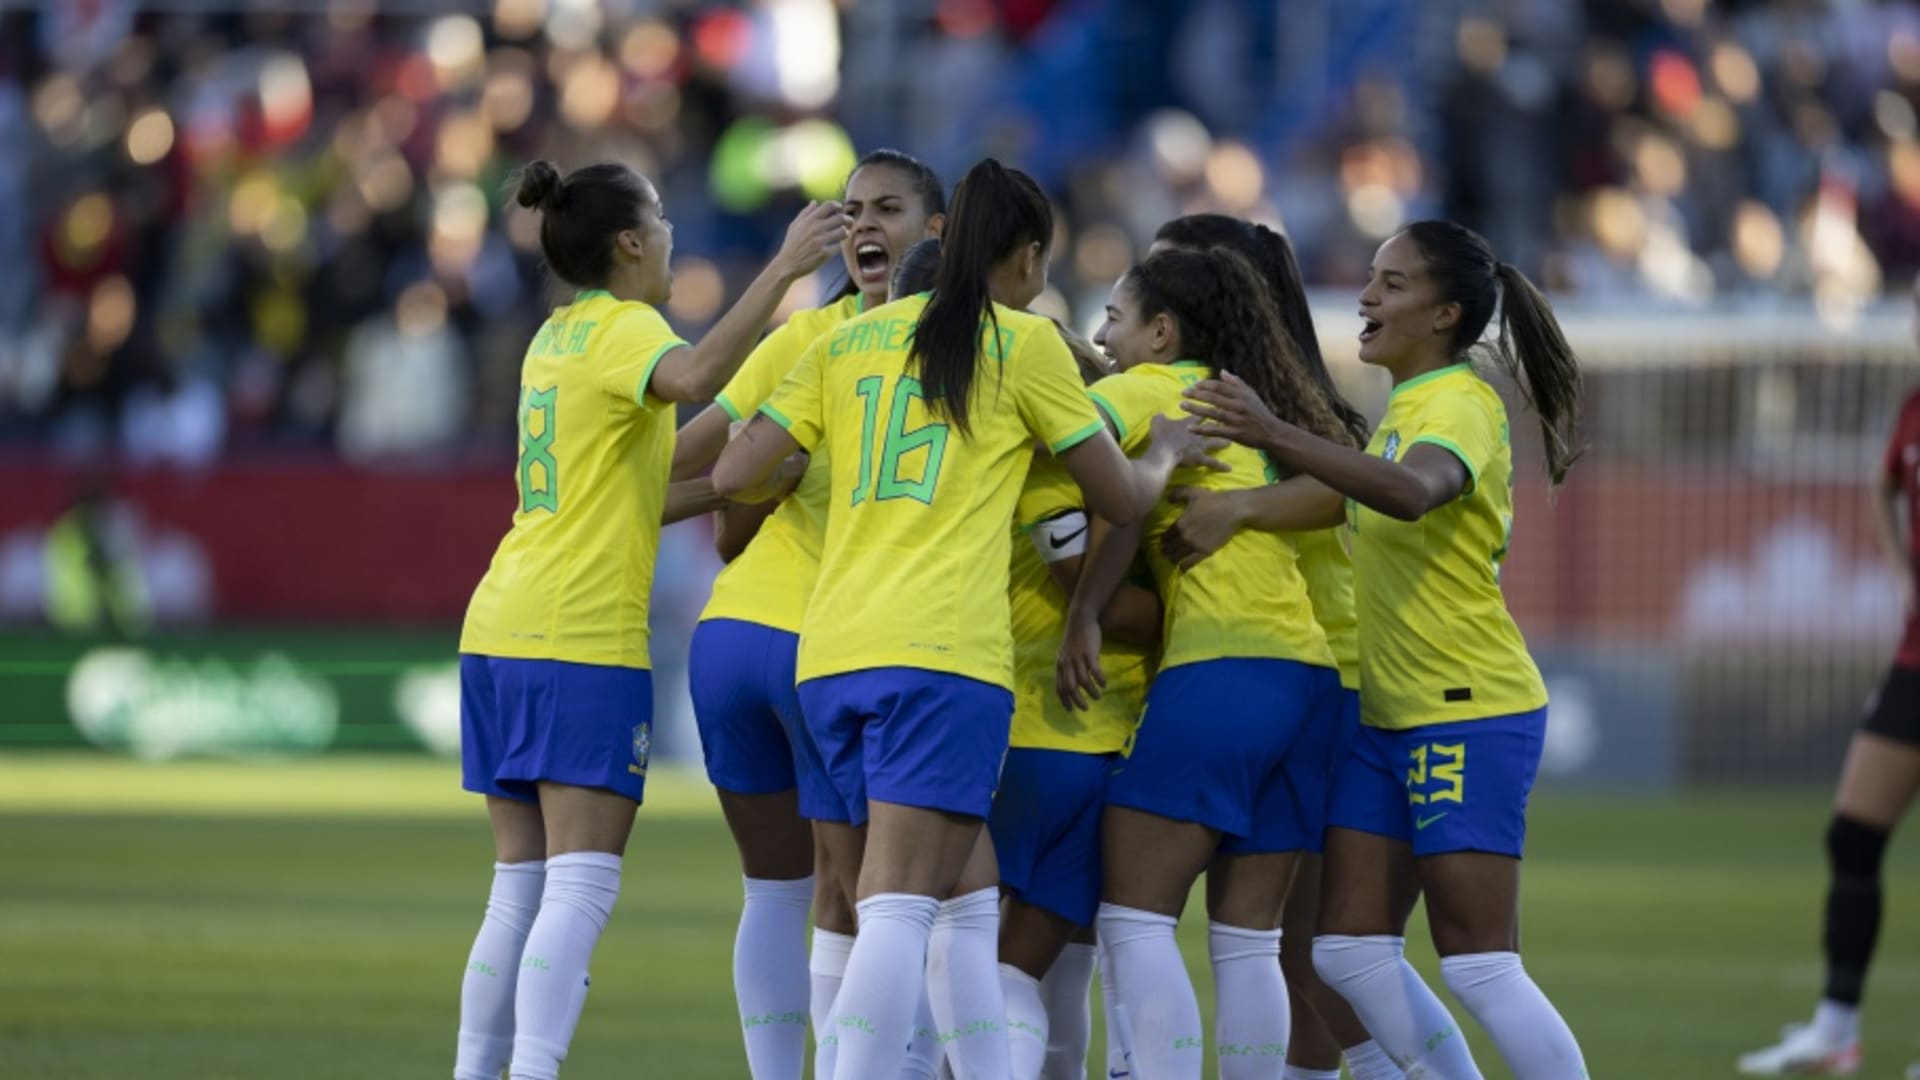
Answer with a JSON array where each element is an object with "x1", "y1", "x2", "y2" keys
[{"x1": 1735, "y1": 1022, "x2": 1862, "y2": 1075}]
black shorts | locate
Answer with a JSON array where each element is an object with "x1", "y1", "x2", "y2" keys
[{"x1": 1862, "y1": 664, "x2": 1920, "y2": 747}]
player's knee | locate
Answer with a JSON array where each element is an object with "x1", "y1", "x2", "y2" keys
[{"x1": 1826, "y1": 814, "x2": 1889, "y2": 881}]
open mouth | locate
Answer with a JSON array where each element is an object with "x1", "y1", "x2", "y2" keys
[
  {"x1": 1358, "y1": 313, "x2": 1383, "y2": 343},
  {"x1": 854, "y1": 242, "x2": 890, "y2": 284}
]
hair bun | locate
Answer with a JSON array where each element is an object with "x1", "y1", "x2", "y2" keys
[{"x1": 516, "y1": 160, "x2": 563, "y2": 211}]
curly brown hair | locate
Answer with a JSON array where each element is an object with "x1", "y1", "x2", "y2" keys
[{"x1": 1126, "y1": 248, "x2": 1360, "y2": 450}]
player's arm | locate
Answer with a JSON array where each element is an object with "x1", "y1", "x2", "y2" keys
[
  {"x1": 1056, "y1": 416, "x2": 1227, "y2": 527},
  {"x1": 713, "y1": 414, "x2": 804, "y2": 503},
  {"x1": 1056, "y1": 515, "x2": 1147, "y2": 709},
  {"x1": 712, "y1": 451, "x2": 809, "y2": 561},
  {"x1": 661, "y1": 478, "x2": 729, "y2": 525},
  {"x1": 1032, "y1": 512, "x2": 1163, "y2": 650},
  {"x1": 671, "y1": 406, "x2": 731, "y2": 480},
  {"x1": 1185, "y1": 371, "x2": 1464, "y2": 521},
  {"x1": 646, "y1": 203, "x2": 849, "y2": 404},
  {"x1": 1159, "y1": 476, "x2": 1344, "y2": 570}
]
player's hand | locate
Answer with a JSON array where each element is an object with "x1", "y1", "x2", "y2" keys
[
  {"x1": 1147, "y1": 414, "x2": 1230, "y2": 473},
  {"x1": 771, "y1": 451, "x2": 810, "y2": 497},
  {"x1": 1183, "y1": 370, "x2": 1291, "y2": 452},
  {"x1": 1161, "y1": 486, "x2": 1243, "y2": 571},
  {"x1": 772, "y1": 200, "x2": 853, "y2": 281},
  {"x1": 1056, "y1": 613, "x2": 1106, "y2": 711}
]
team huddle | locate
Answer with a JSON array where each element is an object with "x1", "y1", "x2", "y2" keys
[{"x1": 448, "y1": 151, "x2": 1591, "y2": 1080}]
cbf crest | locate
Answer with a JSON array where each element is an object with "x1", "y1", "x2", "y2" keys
[
  {"x1": 1382, "y1": 430, "x2": 1402, "y2": 462},
  {"x1": 630, "y1": 721, "x2": 651, "y2": 777}
]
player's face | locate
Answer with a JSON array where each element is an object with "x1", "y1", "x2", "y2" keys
[
  {"x1": 1094, "y1": 277, "x2": 1161, "y2": 371},
  {"x1": 842, "y1": 165, "x2": 941, "y2": 301},
  {"x1": 1357, "y1": 231, "x2": 1446, "y2": 368},
  {"x1": 619, "y1": 176, "x2": 674, "y2": 305}
]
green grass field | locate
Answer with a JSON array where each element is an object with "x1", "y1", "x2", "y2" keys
[{"x1": 2, "y1": 755, "x2": 1917, "y2": 1079}]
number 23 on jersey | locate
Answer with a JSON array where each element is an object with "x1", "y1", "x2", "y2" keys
[{"x1": 851, "y1": 374, "x2": 948, "y2": 506}]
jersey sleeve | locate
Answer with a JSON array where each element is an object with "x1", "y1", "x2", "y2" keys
[
  {"x1": 1405, "y1": 385, "x2": 1502, "y2": 495},
  {"x1": 759, "y1": 335, "x2": 828, "y2": 452},
  {"x1": 715, "y1": 315, "x2": 812, "y2": 422},
  {"x1": 1012, "y1": 326, "x2": 1105, "y2": 455},
  {"x1": 595, "y1": 304, "x2": 690, "y2": 411},
  {"x1": 1014, "y1": 459, "x2": 1084, "y2": 530},
  {"x1": 1087, "y1": 371, "x2": 1169, "y2": 454}
]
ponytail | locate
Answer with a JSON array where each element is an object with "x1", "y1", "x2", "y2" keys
[
  {"x1": 1154, "y1": 214, "x2": 1370, "y2": 447},
  {"x1": 910, "y1": 159, "x2": 1052, "y2": 436},
  {"x1": 1128, "y1": 248, "x2": 1357, "y2": 449},
  {"x1": 1401, "y1": 220, "x2": 1584, "y2": 486},
  {"x1": 1492, "y1": 262, "x2": 1584, "y2": 485}
]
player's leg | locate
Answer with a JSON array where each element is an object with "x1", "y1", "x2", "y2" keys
[
  {"x1": 928, "y1": 828, "x2": 1008, "y2": 1078},
  {"x1": 456, "y1": 795, "x2": 547, "y2": 1080},
  {"x1": 1314, "y1": 716, "x2": 1482, "y2": 1080},
  {"x1": 1280, "y1": 855, "x2": 1403, "y2": 1080},
  {"x1": 1206, "y1": 850, "x2": 1299, "y2": 1080},
  {"x1": 826, "y1": 670, "x2": 1014, "y2": 1080},
  {"x1": 1095, "y1": 807, "x2": 1218, "y2": 1080},
  {"x1": 692, "y1": 619, "x2": 817, "y2": 1079},
  {"x1": 454, "y1": 654, "x2": 548, "y2": 1080},
  {"x1": 1413, "y1": 709, "x2": 1585, "y2": 1080},
  {"x1": 1742, "y1": 666, "x2": 1920, "y2": 1074},
  {"x1": 990, "y1": 746, "x2": 1109, "y2": 1080}
]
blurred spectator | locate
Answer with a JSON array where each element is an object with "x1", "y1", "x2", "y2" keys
[
  {"x1": 43, "y1": 480, "x2": 150, "y2": 637},
  {"x1": 4, "y1": 0, "x2": 1919, "y2": 463}
]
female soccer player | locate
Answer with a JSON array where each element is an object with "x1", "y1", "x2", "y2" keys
[
  {"x1": 1737, "y1": 284, "x2": 1920, "y2": 1080},
  {"x1": 670, "y1": 149, "x2": 946, "y2": 1080},
  {"x1": 712, "y1": 157, "x2": 1219, "y2": 1080},
  {"x1": 451, "y1": 159, "x2": 847, "y2": 1080},
  {"x1": 1061, "y1": 246, "x2": 1354, "y2": 1080},
  {"x1": 1150, "y1": 215, "x2": 1402, "y2": 1080},
  {"x1": 1183, "y1": 220, "x2": 1588, "y2": 1080}
]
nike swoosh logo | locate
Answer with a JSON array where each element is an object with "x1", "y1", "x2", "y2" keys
[
  {"x1": 1108, "y1": 1071, "x2": 1131, "y2": 1079},
  {"x1": 1049, "y1": 526, "x2": 1089, "y2": 550},
  {"x1": 1415, "y1": 812, "x2": 1448, "y2": 830}
]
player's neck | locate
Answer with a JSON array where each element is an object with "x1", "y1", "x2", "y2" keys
[{"x1": 1387, "y1": 350, "x2": 1459, "y2": 389}]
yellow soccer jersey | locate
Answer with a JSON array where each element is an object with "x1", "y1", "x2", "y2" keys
[
  {"x1": 1349, "y1": 363, "x2": 1548, "y2": 730},
  {"x1": 461, "y1": 291, "x2": 689, "y2": 668},
  {"x1": 700, "y1": 292, "x2": 866, "y2": 632},
  {"x1": 761, "y1": 295, "x2": 1107, "y2": 688},
  {"x1": 1007, "y1": 456, "x2": 1155, "y2": 753},
  {"x1": 1089, "y1": 362, "x2": 1333, "y2": 674},
  {"x1": 1295, "y1": 527, "x2": 1360, "y2": 690}
]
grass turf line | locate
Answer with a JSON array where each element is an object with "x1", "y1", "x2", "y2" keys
[{"x1": 0, "y1": 755, "x2": 1916, "y2": 1079}]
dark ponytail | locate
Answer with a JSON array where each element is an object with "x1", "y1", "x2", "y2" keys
[
  {"x1": 1401, "y1": 220, "x2": 1583, "y2": 485},
  {"x1": 512, "y1": 159, "x2": 653, "y2": 289},
  {"x1": 909, "y1": 158, "x2": 1052, "y2": 436},
  {"x1": 1154, "y1": 214, "x2": 1371, "y2": 448},
  {"x1": 1127, "y1": 248, "x2": 1357, "y2": 449}
]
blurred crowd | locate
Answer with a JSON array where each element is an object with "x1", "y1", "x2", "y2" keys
[{"x1": 1, "y1": 0, "x2": 1917, "y2": 465}]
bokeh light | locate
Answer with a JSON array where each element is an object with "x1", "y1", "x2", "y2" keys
[
  {"x1": 1205, "y1": 142, "x2": 1264, "y2": 213},
  {"x1": 666, "y1": 258, "x2": 725, "y2": 324},
  {"x1": 492, "y1": 0, "x2": 547, "y2": 41},
  {"x1": 125, "y1": 108, "x2": 175, "y2": 166},
  {"x1": 545, "y1": 0, "x2": 603, "y2": 52},
  {"x1": 426, "y1": 16, "x2": 487, "y2": 92},
  {"x1": 771, "y1": 0, "x2": 840, "y2": 110},
  {"x1": 1073, "y1": 223, "x2": 1134, "y2": 284},
  {"x1": 1731, "y1": 200, "x2": 1784, "y2": 279},
  {"x1": 620, "y1": 22, "x2": 681, "y2": 81},
  {"x1": 482, "y1": 51, "x2": 537, "y2": 133},
  {"x1": 396, "y1": 281, "x2": 450, "y2": 338},
  {"x1": 1145, "y1": 110, "x2": 1211, "y2": 186},
  {"x1": 86, "y1": 276, "x2": 137, "y2": 354},
  {"x1": 559, "y1": 53, "x2": 621, "y2": 130},
  {"x1": 1711, "y1": 42, "x2": 1761, "y2": 105},
  {"x1": 435, "y1": 111, "x2": 496, "y2": 181}
]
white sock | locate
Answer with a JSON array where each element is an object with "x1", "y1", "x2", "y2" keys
[
  {"x1": 455, "y1": 860, "x2": 545, "y2": 1080},
  {"x1": 1001, "y1": 964, "x2": 1048, "y2": 1080},
  {"x1": 832, "y1": 893, "x2": 940, "y2": 1079},
  {"x1": 1282, "y1": 1068, "x2": 1342, "y2": 1080},
  {"x1": 1097, "y1": 903, "x2": 1203, "y2": 1080},
  {"x1": 928, "y1": 887, "x2": 1012, "y2": 1079},
  {"x1": 509, "y1": 852, "x2": 622, "y2": 1080},
  {"x1": 1813, "y1": 999, "x2": 1861, "y2": 1044},
  {"x1": 1210, "y1": 923, "x2": 1288, "y2": 1079},
  {"x1": 1096, "y1": 937, "x2": 1134, "y2": 1079},
  {"x1": 1439, "y1": 952, "x2": 1587, "y2": 1080},
  {"x1": 811, "y1": 928, "x2": 855, "y2": 1079},
  {"x1": 735, "y1": 876, "x2": 813, "y2": 1080},
  {"x1": 902, "y1": 988, "x2": 944, "y2": 1080},
  {"x1": 1311, "y1": 935, "x2": 1482, "y2": 1080},
  {"x1": 1038, "y1": 943, "x2": 1096, "y2": 1080},
  {"x1": 1343, "y1": 1039, "x2": 1406, "y2": 1080}
]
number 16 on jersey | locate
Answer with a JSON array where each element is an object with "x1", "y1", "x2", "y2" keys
[{"x1": 851, "y1": 374, "x2": 948, "y2": 506}]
